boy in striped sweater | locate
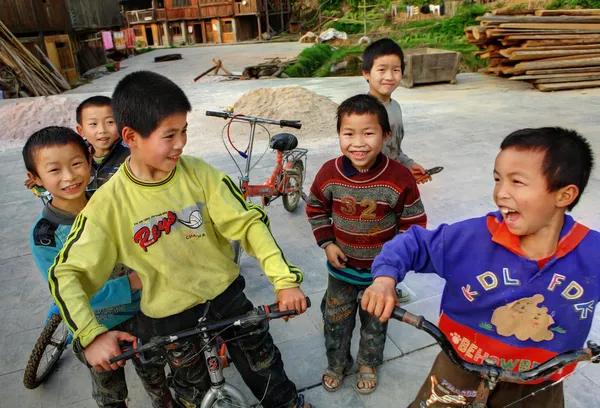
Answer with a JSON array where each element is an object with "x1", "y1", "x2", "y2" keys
[{"x1": 306, "y1": 94, "x2": 427, "y2": 395}]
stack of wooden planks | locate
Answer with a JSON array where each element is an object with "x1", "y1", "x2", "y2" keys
[
  {"x1": 465, "y1": 8, "x2": 600, "y2": 92},
  {"x1": 0, "y1": 20, "x2": 70, "y2": 98}
]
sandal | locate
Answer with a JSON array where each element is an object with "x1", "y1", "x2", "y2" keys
[
  {"x1": 321, "y1": 358, "x2": 354, "y2": 392},
  {"x1": 355, "y1": 369, "x2": 378, "y2": 395}
]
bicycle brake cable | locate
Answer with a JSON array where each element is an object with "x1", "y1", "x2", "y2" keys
[{"x1": 503, "y1": 353, "x2": 600, "y2": 408}]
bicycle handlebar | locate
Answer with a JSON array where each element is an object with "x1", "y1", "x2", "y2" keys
[
  {"x1": 109, "y1": 297, "x2": 311, "y2": 365},
  {"x1": 357, "y1": 291, "x2": 600, "y2": 383},
  {"x1": 206, "y1": 110, "x2": 302, "y2": 130}
]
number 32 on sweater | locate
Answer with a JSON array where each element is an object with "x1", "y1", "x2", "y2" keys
[{"x1": 340, "y1": 197, "x2": 376, "y2": 219}]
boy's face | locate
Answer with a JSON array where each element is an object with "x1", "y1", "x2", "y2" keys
[
  {"x1": 76, "y1": 105, "x2": 119, "y2": 155},
  {"x1": 363, "y1": 54, "x2": 403, "y2": 101},
  {"x1": 28, "y1": 143, "x2": 91, "y2": 205},
  {"x1": 493, "y1": 147, "x2": 571, "y2": 237},
  {"x1": 129, "y1": 112, "x2": 188, "y2": 178},
  {"x1": 339, "y1": 113, "x2": 387, "y2": 171}
]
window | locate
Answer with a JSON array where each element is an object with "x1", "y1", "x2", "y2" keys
[
  {"x1": 171, "y1": 25, "x2": 182, "y2": 35},
  {"x1": 223, "y1": 20, "x2": 233, "y2": 33},
  {"x1": 172, "y1": 0, "x2": 191, "y2": 7}
]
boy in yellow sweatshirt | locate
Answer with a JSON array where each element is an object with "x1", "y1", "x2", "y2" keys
[{"x1": 49, "y1": 71, "x2": 312, "y2": 408}]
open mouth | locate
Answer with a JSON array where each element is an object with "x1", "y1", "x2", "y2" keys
[
  {"x1": 500, "y1": 207, "x2": 520, "y2": 223},
  {"x1": 97, "y1": 137, "x2": 110, "y2": 143},
  {"x1": 350, "y1": 151, "x2": 369, "y2": 159},
  {"x1": 62, "y1": 182, "x2": 82, "y2": 193},
  {"x1": 167, "y1": 155, "x2": 180, "y2": 162}
]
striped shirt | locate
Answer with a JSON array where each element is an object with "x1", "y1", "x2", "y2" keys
[{"x1": 306, "y1": 154, "x2": 427, "y2": 273}]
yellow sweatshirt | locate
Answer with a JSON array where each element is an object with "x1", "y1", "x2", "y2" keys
[{"x1": 49, "y1": 155, "x2": 303, "y2": 348}]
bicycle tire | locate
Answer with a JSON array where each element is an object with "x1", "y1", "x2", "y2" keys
[
  {"x1": 282, "y1": 161, "x2": 304, "y2": 213},
  {"x1": 23, "y1": 314, "x2": 68, "y2": 389}
]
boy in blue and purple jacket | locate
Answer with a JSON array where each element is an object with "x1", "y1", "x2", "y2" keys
[{"x1": 361, "y1": 127, "x2": 599, "y2": 407}]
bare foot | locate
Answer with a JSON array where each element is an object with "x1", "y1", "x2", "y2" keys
[{"x1": 356, "y1": 365, "x2": 376, "y2": 391}]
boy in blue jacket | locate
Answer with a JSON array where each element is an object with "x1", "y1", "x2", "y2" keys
[
  {"x1": 24, "y1": 126, "x2": 173, "y2": 407},
  {"x1": 362, "y1": 127, "x2": 599, "y2": 407}
]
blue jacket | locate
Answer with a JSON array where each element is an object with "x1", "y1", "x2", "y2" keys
[
  {"x1": 31, "y1": 203, "x2": 140, "y2": 329},
  {"x1": 373, "y1": 211, "x2": 600, "y2": 382}
]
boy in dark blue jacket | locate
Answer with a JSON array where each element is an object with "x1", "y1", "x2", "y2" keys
[{"x1": 362, "y1": 127, "x2": 598, "y2": 407}]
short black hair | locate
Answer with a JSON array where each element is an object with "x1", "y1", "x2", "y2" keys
[
  {"x1": 362, "y1": 38, "x2": 405, "y2": 75},
  {"x1": 23, "y1": 126, "x2": 91, "y2": 176},
  {"x1": 112, "y1": 71, "x2": 192, "y2": 138},
  {"x1": 76, "y1": 95, "x2": 112, "y2": 125},
  {"x1": 500, "y1": 127, "x2": 594, "y2": 211},
  {"x1": 336, "y1": 94, "x2": 391, "y2": 134}
]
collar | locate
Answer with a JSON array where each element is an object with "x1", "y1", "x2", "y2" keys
[
  {"x1": 92, "y1": 138, "x2": 127, "y2": 169},
  {"x1": 123, "y1": 156, "x2": 178, "y2": 187},
  {"x1": 341, "y1": 153, "x2": 383, "y2": 177},
  {"x1": 486, "y1": 211, "x2": 589, "y2": 261},
  {"x1": 42, "y1": 195, "x2": 91, "y2": 226}
]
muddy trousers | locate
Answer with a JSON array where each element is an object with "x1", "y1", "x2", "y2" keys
[
  {"x1": 322, "y1": 274, "x2": 387, "y2": 370},
  {"x1": 409, "y1": 351, "x2": 565, "y2": 408},
  {"x1": 144, "y1": 276, "x2": 301, "y2": 408},
  {"x1": 77, "y1": 313, "x2": 174, "y2": 408}
]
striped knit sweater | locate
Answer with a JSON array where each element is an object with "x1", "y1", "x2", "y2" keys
[{"x1": 306, "y1": 154, "x2": 427, "y2": 270}]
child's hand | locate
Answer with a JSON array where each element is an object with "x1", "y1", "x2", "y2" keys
[
  {"x1": 411, "y1": 163, "x2": 431, "y2": 184},
  {"x1": 325, "y1": 243, "x2": 347, "y2": 268},
  {"x1": 361, "y1": 277, "x2": 398, "y2": 322},
  {"x1": 83, "y1": 331, "x2": 136, "y2": 372},
  {"x1": 276, "y1": 287, "x2": 308, "y2": 320},
  {"x1": 128, "y1": 271, "x2": 142, "y2": 292},
  {"x1": 24, "y1": 178, "x2": 36, "y2": 189}
]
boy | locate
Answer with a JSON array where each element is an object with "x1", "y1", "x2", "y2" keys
[
  {"x1": 306, "y1": 94, "x2": 426, "y2": 395},
  {"x1": 362, "y1": 38, "x2": 429, "y2": 182},
  {"x1": 47, "y1": 71, "x2": 313, "y2": 408},
  {"x1": 24, "y1": 95, "x2": 129, "y2": 193},
  {"x1": 24, "y1": 126, "x2": 172, "y2": 408},
  {"x1": 362, "y1": 127, "x2": 598, "y2": 407},
  {"x1": 75, "y1": 95, "x2": 130, "y2": 191}
]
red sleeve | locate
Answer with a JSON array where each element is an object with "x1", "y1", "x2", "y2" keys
[
  {"x1": 305, "y1": 166, "x2": 335, "y2": 247},
  {"x1": 395, "y1": 177, "x2": 427, "y2": 233}
]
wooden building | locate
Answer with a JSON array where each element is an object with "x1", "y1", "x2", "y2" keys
[
  {"x1": 121, "y1": 0, "x2": 292, "y2": 46},
  {"x1": 0, "y1": 0, "x2": 125, "y2": 84}
]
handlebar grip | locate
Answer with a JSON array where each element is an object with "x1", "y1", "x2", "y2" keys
[
  {"x1": 280, "y1": 120, "x2": 302, "y2": 130},
  {"x1": 265, "y1": 296, "x2": 311, "y2": 313},
  {"x1": 206, "y1": 111, "x2": 229, "y2": 119},
  {"x1": 109, "y1": 343, "x2": 138, "y2": 365}
]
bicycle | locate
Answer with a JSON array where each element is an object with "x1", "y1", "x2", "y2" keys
[
  {"x1": 109, "y1": 297, "x2": 311, "y2": 408},
  {"x1": 357, "y1": 291, "x2": 600, "y2": 408}
]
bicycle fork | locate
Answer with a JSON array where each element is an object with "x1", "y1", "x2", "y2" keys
[{"x1": 199, "y1": 332, "x2": 248, "y2": 408}]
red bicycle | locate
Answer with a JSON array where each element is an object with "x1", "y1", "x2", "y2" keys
[{"x1": 206, "y1": 109, "x2": 307, "y2": 212}]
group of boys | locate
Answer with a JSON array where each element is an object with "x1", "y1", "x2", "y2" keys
[{"x1": 23, "y1": 37, "x2": 600, "y2": 408}]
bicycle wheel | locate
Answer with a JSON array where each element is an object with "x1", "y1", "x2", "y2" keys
[
  {"x1": 23, "y1": 314, "x2": 69, "y2": 389},
  {"x1": 282, "y1": 161, "x2": 304, "y2": 213}
]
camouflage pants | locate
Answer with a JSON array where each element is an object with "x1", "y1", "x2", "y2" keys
[
  {"x1": 77, "y1": 313, "x2": 174, "y2": 408},
  {"x1": 322, "y1": 274, "x2": 387, "y2": 370}
]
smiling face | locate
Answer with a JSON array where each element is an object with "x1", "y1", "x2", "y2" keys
[
  {"x1": 338, "y1": 113, "x2": 387, "y2": 171},
  {"x1": 28, "y1": 143, "x2": 91, "y2": 211},
  {"x1": 363, "y1": 54, "x2": 403, "y2": 102},
  {"x1": 76, "y1": 105, "x2": 119, "y2": 157},
  {"x1": 493, "y1": 147, "x2": 569, "y2": 237},
  {"x1": 126, "y1": 112, "x2": 188, "y2": 181}
]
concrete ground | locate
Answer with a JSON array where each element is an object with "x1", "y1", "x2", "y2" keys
[{"x1": 1, "y1": 44, "x2": 600, "y2": 407}]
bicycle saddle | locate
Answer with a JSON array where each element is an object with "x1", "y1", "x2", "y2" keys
[{"x1": 270, "y1": 133, "x2": 298, "y2": 152}]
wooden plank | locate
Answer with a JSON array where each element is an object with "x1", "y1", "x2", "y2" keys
[
  {"x1": 506, "y1": 34, "x2": 600, "y2": 40},
  {"x1": 536, "y1": 79, "x2": 600, "y2": 91},
  {"x1": 510, "y1": 71, "x2": 600, "y2": 80},
  {"x1": 488, "y1": 29, "x2": 600, "y2": 37},
  {"x1": 517, "y1": 43, "x2": 600, "y2": 51},
  {"x1": 535, "y1": 9, "x2": 600, "y2": 17},
  {"x1": 514, "y1": 56, "x2": 600, "y2": 71},
  {"x1": 532, "y1": 74, "x2": 600, "y2": 83},
  {"x1": 509, "y1": 49, "x2": 600, "y2": 61},
  {"x1": 492, "y1": 8, "x2": 536, "y2": 16},
  {"x1": 542, "y1": 53, "x2": 600, "y2": 62},
  {"x1": 472, "y1": 26, "x2": 487, "y2": 40},
  {"x1": 481, "y1": 15, "x2": 600, "y2": 24},
  {"x1": 499, "y1": 23, "x2": 600, "y2": 30},
  {"x1": 526, "y1": 66, "x2": 600, "y2": 75},
  {"x1": 525, "y1": 38, "x2": 600, "y2": 46}
]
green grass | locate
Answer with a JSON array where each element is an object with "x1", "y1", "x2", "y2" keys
[
  {"x1": 284, "y1": 44, "x2": 334, "y2": 77},
  {"x1": 548, "y1": 0, "x2": 600, "y2": 8},
  {"x1": 315, "y1": 45, "x2": 366, "y2": 76}
]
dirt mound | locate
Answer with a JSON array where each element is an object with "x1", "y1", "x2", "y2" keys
[
  {"x1": 0, "y1": 96, "x2": 80, "y2": 151},
  {"x1": 232, "y1": 86, "x2": 338, "y2": 140}
]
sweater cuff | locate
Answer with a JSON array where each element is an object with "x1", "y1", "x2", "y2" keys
[{"x1": 372, "y1": 265, "x2": 400, "y2": 283}]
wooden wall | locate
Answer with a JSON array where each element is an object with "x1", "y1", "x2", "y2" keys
[
  {"x1": 0, "y1": 0, "x2": 70, "y2": 34},
  {"x1": 66, "y1": 0, "x2": 123, "y2": 30}
]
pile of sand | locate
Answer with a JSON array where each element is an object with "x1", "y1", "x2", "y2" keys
[
  {"x1": 0, "y1": 96, "x2": 80, "y2": 151},
  {"x1": 232, "y1": 86, "x2": 339, "y2": 141}
]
